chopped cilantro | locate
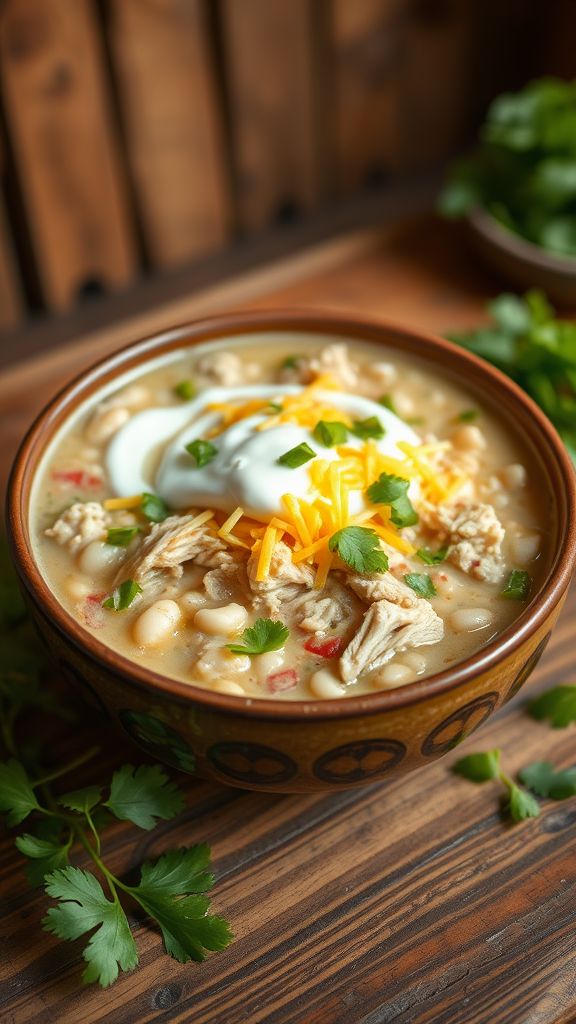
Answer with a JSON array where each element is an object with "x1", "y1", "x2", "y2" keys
[
  {"x1": 528, "y1": 685, "x2": 576, "y2": 728},
  {"x1": 227, "y1": 618, "x2": 289, "y2": 656},
  {"x1": 378, "y1": 395, "x2": 397, "y2": 414},
  {"x1": 519, "y1": 761, "x2": 576, "y2": 799},
  {"x1": 416, "y1": 546, "x2": 448, "y2": 565},
  {"x1": 351, "y1": 416, "x2": 385, "y2": 440},
  {"x1": 281, "y1": 355, "x2": 300, "y2": 370},
  {"x1": 366, "y1": 472, "x2": 419, "y2": 528},
  {"x1": 102, "y1": 580, "x2": 142, "y2": 611},
  {"x1": 328, "y1": 526, "x2": 389, "y2": 574},
  {"x1": 312, "y1": 420, "x2": 349, "y2": 447},
  {"x1": 457, "y1": 409, "x2": 478, "y2": 423},
  {"x1": 501, "y1": 569, "x2": 532, "y2": 600},
  {"x1": 453, "y1": 747, "x2": 540, "y2": 823},
  {"x1": 185, "y1": 439, "x2": 218, "y2": 468},
  {"x1": 277, "y1": 442, "x2": 316, "y2": 468},
  {"x1": 403, "y1": 573, "x2": 437, "y2": 598},
  {"x1": 267, "y1": 402, "x2": 282, "y2": 413},
  {"x1": 106, "y1": 526, "x2": 140, "y2": 547}
]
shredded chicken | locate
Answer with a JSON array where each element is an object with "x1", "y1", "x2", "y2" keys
[
  {"x1": 426, "y1": 502, "x2": 506, "y2": 583},
  {"x1": 203, "y1": 563, "x2": 248, "y2": 602},
  {"x1": 247, "y1": 540, "x2": 314, "y2": 615},
  {"x1": 309, "y1": 343, "x2": 359, "y2": 388},
  {"x1": 346, "y1": 571, "x2": 418, "y2": 608},
  {"x1": 116, "y1": 514, "x2": 235, "y2": 586},
  {"x1": 340, "y1": 598, "x2": 444, "y2": 682},
  {"x1": 45, "y1": 502, "x2": 110, "y2": 553},
  {"x1": 195, "y1": 351, "x2": 260, "y2": 387}
]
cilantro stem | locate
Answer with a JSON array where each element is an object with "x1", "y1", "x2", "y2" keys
[
  {"x1": 31, "y1": 746, "x2": 101, "y2": 788},
  {"x1": 84, "y1": 806, "x2": 101, "y2": 857}
]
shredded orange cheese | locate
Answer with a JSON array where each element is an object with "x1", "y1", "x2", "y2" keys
[
  {"x1": 256, "y1": 525, "x2": 277, "y2": 582},
  {"x1": 103, "y1": 495, "x2": 142, "y2": 511}
]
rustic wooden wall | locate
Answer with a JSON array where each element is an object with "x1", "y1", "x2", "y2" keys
[{"x1": 0, "y1": 0, "x2": 565, "y2": 339}]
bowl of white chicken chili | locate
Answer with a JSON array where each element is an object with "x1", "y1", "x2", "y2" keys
[{"x1": 7, "y1": 311, "x2": 576, "y2": 792}]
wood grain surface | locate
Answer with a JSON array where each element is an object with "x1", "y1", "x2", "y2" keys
[{"x1": 1, "y1": 219, "x2": 575, "y2": 1024}]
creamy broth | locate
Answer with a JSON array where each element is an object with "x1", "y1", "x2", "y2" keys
[{"x1": 32, "y1": 333, "x2": 552, "y2": 701}]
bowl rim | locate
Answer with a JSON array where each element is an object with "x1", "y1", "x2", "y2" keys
[
  {"x1": 7, "y1": 308, "x2": 576, "y2": 722},
  {"x1": 468, "y1": 206, "x2": 576, "y2": 274}
]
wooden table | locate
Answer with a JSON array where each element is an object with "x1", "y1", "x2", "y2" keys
[{"x1": 1, "y1": 217, "x2": 575, "y2": 1024}]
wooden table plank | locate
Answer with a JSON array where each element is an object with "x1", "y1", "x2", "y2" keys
[{"x1": 1, "y1": 217, "x2": 574, "y2": 1024}]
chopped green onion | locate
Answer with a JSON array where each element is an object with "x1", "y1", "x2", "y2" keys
[
  {"x1": 103, "y1": 579, "x2": 142, "y2": 611},
  {"x1": 501, "y1": 569, "x2": 532, "y2": 600},
  {"x1": 351, "y1": 416, "x2": 385, "y2": 440},
  {"x1": 457, "y1": 409, "x2": 478, "y2": 423},
  {"x1": 185, "y1": 439, "x2": 218, "y2": 467},
  {"x1": 174, "y1": 379, "x2": 195, "y2": 400},
  {"x1": 141, "y1": 493, "x2": 168, "y2": 523},
  {"x1": 312, "y1": 420, "x2": 349, "y2": 447},
  {"x1": 277, "y1": 442, "x2": 316, "y2": 468},
  {"x1": 416, "y1": 546, "x2": 448, "y2": 565},
  {"x1": 281, "y1": 355, "x2": 300, "y2": 370},
  {"x1": 404, "y1": 573, "x2": 437, "y2": 598},
  {"x1": 106, "y1": 526, "x2": 140, "y2": 547},
  {"x1": 267, "y1": 402, "x2": 282, "y2": 413},
  {"x1": 378, "y1": 395, "x2": 397, "y2": 414}
]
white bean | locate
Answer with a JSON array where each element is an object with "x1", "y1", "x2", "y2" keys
[
  {"x1": 133, "y1": 599, "x2": 181, "y2": 647},
  {"x1": 194, "y1": 603, "x2": 248, "y2": 636},
  {"x1": 509, "y1": 532, "x2": 540, "y2": 564},
  {"x1": 78, "y1": 540, "x2": 125, "y2": 576},
  {"x1": 401, "y1": 652, "x2": 427, "y2": 675},
  {"x1": 253, "y1": 649, "x2": 285, "y2": 683},
  {"x1": 433, "y1": 572, "x2": 456, "y2": 599},
  {"x1": 450, "y1": 607, "x2": 493, "y2": 633},
  {"x1": 195, "y1": 647, "x2": 251, "y2": 678},
  {"x1": 65, "y1": 575, "x2": 92, "y2": 600},
  {"x1": 452, "y1": 424, "x2": 486, "y2": 451},
  {"x1": 85, "y1": 405, "x2": 130, "y2": 444},
  {"x1": 180, "y1": 590, "x2": 208, "y2": 617},
  {"x1": 372, "y1": 663, "x2": 415, "y2": 689},
  {"x1": 113, "y1": 384, "x2": 150, "y2": 409},
  {"x1": 493, "y1": 493, "x2": 509, "y2": 509},
  {"x1": 211, "y1": 680, "x2": 246, "y2": 696},
  {"x1": 499, "y1": 463, "x2": 527, "y2": 489},
  {"x1": 308, "y1": 669, "x2": 346, "y2": 699}
]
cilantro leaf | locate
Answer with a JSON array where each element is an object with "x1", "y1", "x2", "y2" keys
[
  {"x1": 128, "y1": 845, "x2": 232, "y2": 963},
  {"x1": 416, "y1": 546, "x2": 448, "y2": 565},
  {"x1": 404, "y1": 573, "x2": 437, "y2": 599},
  {"x1": 457, "y1": 409, "x2": 478, "y2": 423},
  {"x1": 43, "y1": 866, "x2": 138, "y2": 987},
  {"x1": 312, "y1": 420, "x2": 349, "y2": 447},
  {"x1": 519, "y1": 761, "x2": 576, "y2": 799},
  {"x1": 501, "y1": 569, "x2": 532, "y2": 600},
  {"x1": 528, "y1": 685, "x2": 576, "y2": 728},
  {"x1": 102, "y1": 580, "x2": 142, "y2": 611},
  {"x1": 227, "y1": 618, "x2": 289, "y2": 656},
  {"x1": 378, "y1": 395, "x2": 397, "y2": 414},
  {"x1": 103, "y1": 765, "x2": 185, "y2": 830},
  {"x1": 58, "y1": 786, "x2": 102, "y2": 814},
  {"x1": 185, "y1": 439, "x2": 218, "y2": 468},
  {"x1": 16, "y1": 832, "x2": 71, "y2": 885},
  {"x1": 507, "y1": 784, "x2": 540, "y2": 823},
  {"x1": 366, "y1": 472, "x2": 418, "y2": 528},
  {"x1": 453, "y1": 749, "x2": 502, "y2": 782},
  {"x1": 140, "y1": 492, "x2": 168, "y2": 523},
  {"x1": 328, "y1": 526, "x2": 389, "y2": 574},
  {"x1": 0, "y1": 759, "x2": 41, "y2": 826}
]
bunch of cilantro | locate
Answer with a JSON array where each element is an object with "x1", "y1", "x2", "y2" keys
[
  {"x1": 447, "y1": 289, "x2": 576, "y2": 462},
  {"x1": 0, "y1": 540, "x2": 232, "y2": 989},
  {"x1": 439, "y1": 77, "x2": 576, "y2": 257}
]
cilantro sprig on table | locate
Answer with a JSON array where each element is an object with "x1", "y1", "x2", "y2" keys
[
  {"x1": 0, "y1": 540, "x2": 232, "y2": 989},
  {"x1": 439, "y1": 77, "x2": 576, "y2": 258},
  {"x1": 447, "y1": 289, "x2": 576, "y2": 462}
]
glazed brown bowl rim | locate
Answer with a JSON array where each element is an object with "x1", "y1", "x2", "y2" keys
[
  {"x1": 468, "y1": 207, "x2": 576, "y2": 275},
  {"x1": 7, "y1": 309, "x2": 576, "y2": 722}
]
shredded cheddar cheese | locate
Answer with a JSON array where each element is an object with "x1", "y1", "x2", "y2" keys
[{"x1": 103, "y1": 495, "x2": 142, "y2": 511}]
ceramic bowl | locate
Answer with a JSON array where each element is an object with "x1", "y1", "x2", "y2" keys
[
  {"x1": 7, "y1": 311, "x2": 576, "y2": 792},
  {"x1": 468, "y1": 207, "x2": 576, "y2": 306}
]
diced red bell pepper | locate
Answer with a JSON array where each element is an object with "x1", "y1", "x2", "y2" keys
[
  {"x1": 52, "y1": 469, "x2": 102, "y2": 489},
  {"x1": 303, "y1": 635, "x2": 346, "y2": 659},
  {"x1": 265, "y1": 668, "x2": 298, "y2": 693}
]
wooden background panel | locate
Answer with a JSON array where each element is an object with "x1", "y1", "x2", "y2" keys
[
  {"x1": 0, "y1": 0, "x2": 136, "y2": 310},
  {"x1": 331, "y1": 0, "x2": 405, "y2": 192},
  {"x1": 107, "y1": 0, "x2": 231, "y2": 269},
  {"x1": 221, "y1": 0, "x2": 323, "y2": 232}
]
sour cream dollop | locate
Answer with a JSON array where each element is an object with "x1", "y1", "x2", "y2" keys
[{"x1": 106, "y1": 385, "x2": 420, "y2": 516}]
